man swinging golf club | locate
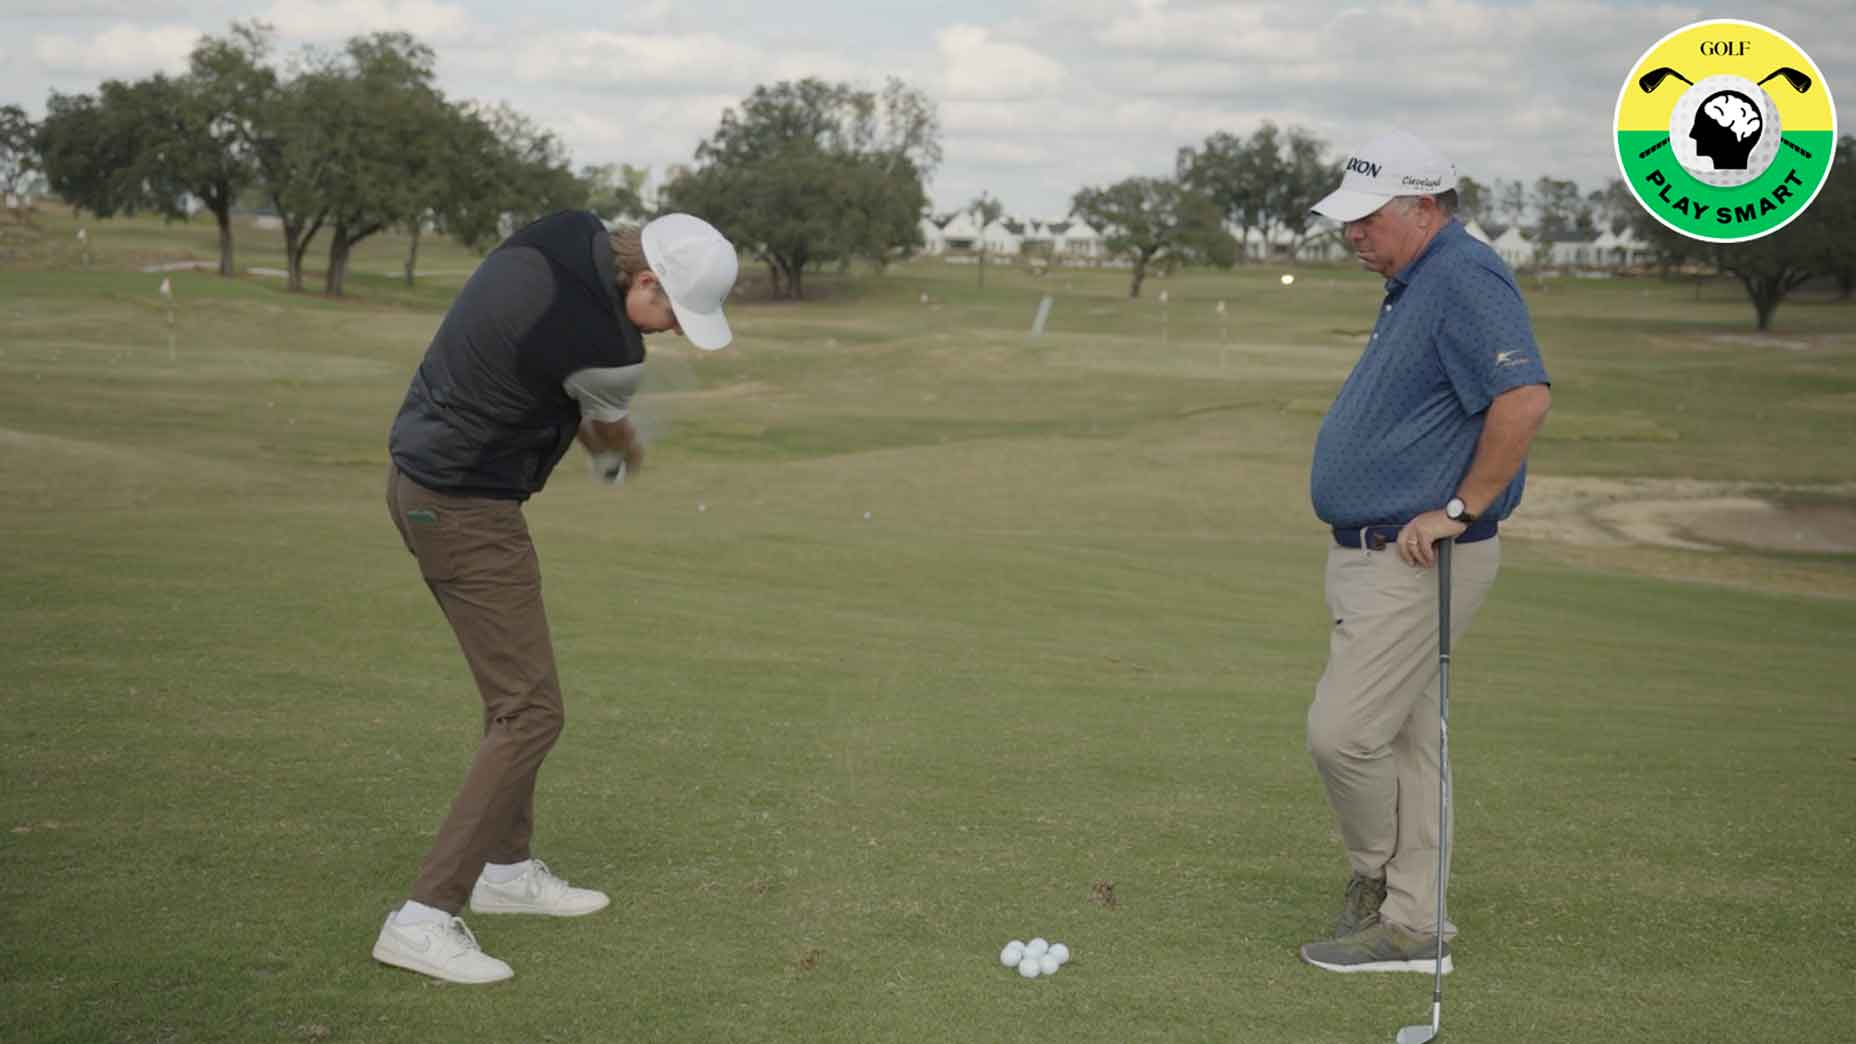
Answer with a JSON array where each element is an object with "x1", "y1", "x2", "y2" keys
[
  {"x1": 1297, "y1": 130, "x2": 1551, "y2": 1002},
  {"x1": 374, "y1": 210, "x2": 737, "y2": 984}
]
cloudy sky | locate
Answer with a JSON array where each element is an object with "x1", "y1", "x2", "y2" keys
[{"x1": 4, "y1": 0, "x2": 1850, "y2": 220}]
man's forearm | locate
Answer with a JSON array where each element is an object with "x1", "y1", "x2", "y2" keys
[
  {"x1": 578, "y1": 416, "x2": 639, "y2": 455},
  {"x1": 1456, "y1": 384, "x2": 1551, "y2": 515}
]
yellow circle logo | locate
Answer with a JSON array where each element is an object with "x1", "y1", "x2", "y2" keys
[{"x1": 1614, "y1": 19, "x2": 1836, "y2": 243}]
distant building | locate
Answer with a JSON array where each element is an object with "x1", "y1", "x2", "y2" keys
[{"x1": 917, "y1": 216, "x2": 946, "y2": 255}]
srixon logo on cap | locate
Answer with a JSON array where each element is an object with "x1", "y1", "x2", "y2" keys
[{"x1": 1345, "y1": 157, "x2": 1382, "y2": 177}]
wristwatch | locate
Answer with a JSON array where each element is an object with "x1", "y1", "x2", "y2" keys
[{"x1": 1445, "y1": 497, "x2": 1479, "y2": 523}]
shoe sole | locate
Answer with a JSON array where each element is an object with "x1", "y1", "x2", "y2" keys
[
  {"x1": 1300, "y1": 951, "x2": 1453, "y2": 975},
  {"x1": 468, "y1": 894, "x2": 611, "y2": 917},
  {"x1": 372, "y1": 940, "x2": 514, "y2": 984}
]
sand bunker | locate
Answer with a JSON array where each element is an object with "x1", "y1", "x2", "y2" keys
[{"x1": 1507, "y1": 476, "x2": 1856, "y2": 554}]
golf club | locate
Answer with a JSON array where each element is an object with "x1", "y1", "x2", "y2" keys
[
  {"x1": 1637, "y1": 138, "x2": 1671, "y2": 159},
  {"x1": 1638, "y1": 66, "x2": 1693, "y2": 93},
  {"x1": 1395, "y1": 537, "x2": 1453, "y2": 1044},
  {"x1": 1758, "y1": 66, "x2": 1812, "y2": 93}
]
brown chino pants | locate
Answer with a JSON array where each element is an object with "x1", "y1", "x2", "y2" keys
[{"x1": 387, "y1": 464, "x2": 566, "y2": 913}]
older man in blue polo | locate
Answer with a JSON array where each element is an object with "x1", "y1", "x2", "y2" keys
[{"x1": 1298, "y1": 130, "x2": 1551, "y2": 974}]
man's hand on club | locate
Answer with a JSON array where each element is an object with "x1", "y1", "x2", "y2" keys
[{"x1": 1396, "y1": 511, "x2": 1467, "y2": 569}]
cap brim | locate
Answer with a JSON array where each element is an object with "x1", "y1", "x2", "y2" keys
[
  {"x1": 668, "y1": 297, "x2": 731, "y2": 351},
  {"x1": 1311, "y1": 187, "x2": 1394, "y2": 223}
]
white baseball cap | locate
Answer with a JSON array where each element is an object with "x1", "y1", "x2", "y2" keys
[
  {"x1": 1311, "y1": 130, "x2": 1458, "y2": 223},
  {"x1": 641, "y1": 213, "x2": 738, "y2": 350}
]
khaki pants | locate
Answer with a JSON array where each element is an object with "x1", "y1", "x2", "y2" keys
[
  {"x1": 1307, "y1": 537, "x2": 1500, "y2": 935},
  {"x1": 387, "y1": 465, "x2": 565, "y2": 913}
]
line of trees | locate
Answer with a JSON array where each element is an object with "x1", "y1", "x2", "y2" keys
[{"x1": 23, "y1": 21, "x2": 592, "y2": 295}]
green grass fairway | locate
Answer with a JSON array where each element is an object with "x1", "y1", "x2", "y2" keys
[{"x1": 4, "y1": 212, "x2": 1855, "y2": 1043}]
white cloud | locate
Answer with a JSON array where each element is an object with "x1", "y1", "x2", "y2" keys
[
  {"x1": 937, "y1": 24, "x2": 1065, "y2": 100},
  {"x1": 263, "y1": 0, "x2": 475, "y2": 42},
  {"x1": 491, "y1": 31, "x2": 765, "y2": 89},
  {"x1": 31, "y1": 23, "x2": 196, "y2": 76}
]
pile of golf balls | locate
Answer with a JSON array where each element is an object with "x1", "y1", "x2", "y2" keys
[{"x1": 998, "y1": 937, "x2": 1071, "y2": 979}]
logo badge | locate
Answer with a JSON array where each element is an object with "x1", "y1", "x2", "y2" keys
[{"x1": 1614, "y1": 19, "x2": 1836, "y2": 243}]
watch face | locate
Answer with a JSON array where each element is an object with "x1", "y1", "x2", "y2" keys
[{"x1": 1447, "y1": 498, "x2": 1466, "y2": 520}]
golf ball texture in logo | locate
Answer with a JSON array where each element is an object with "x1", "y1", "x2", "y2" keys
[{"x1": 1667, "y1": 75, "x2": 1784, "y2": 188}]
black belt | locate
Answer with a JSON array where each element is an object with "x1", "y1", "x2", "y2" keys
[{"x1": 1332, "y1": 517, "x2": 1498, "y2": 550}]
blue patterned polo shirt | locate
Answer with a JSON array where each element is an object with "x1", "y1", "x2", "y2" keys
[{"x1": 1310, "y1": 220, "x2": 1550, "y2": 528}]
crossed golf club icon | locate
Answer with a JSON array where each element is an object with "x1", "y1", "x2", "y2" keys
[{"x1": 1635, "y1": 65, "x2": 1816, "y2": 161}]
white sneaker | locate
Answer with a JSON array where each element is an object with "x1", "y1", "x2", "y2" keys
[
  {"x1": 469, "y1": 858, "x2": 610, "y2": 917},
  {"x1": 372, "y1": 913, "x2": 514, "y2": 984}
]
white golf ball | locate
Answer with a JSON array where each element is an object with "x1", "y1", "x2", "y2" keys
[
  {"x1": 1025, "y1": 938, "x2": 1049, "y2": 958},
  {"x1": 1017, "y1": 955, "x2": 1041, "y2": 978},
  {"x1": 1280, "y1": 273, "x2": 1295, "y2": 286},
  {"x1": 862, "y1": 511, "x2": 871, "y2": 520},
  {"x1": 1048, "y1": 942, "x2": 1070, "y2": 965},
  {"x1": 1000, "y1": 941, "x2": 1025, "y2": 967},
  {"x1": 1039, "y1": 953, "x2": 1059, "y2": 975}
]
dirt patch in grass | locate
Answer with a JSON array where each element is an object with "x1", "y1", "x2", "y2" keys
[
  {"x1": 1507, "y1": 476, "x2": 1856, "y2": 597},
  {"x1": 1511, "y1": 477, "x2": 1856, "y2": 554}
]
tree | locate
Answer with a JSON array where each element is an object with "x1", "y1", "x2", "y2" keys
[
  {"x1": 1530, "y1": 177, "x2": 1587, "y2": 237},
  {"x1": 166, "y1": 22, "x2": 271, "y2": 275},
  {"x1": 662, "y1": 77, "x2": 938, "y2": 300},
  {"x1": 969, "y1": 191, "x2": 1003, "y2": 288},
  {"x1": 1496, "y1": 178, "x2": 1527, "y2": 226},
  {"x1": 1070, "y1": 176, "x2": 1233, "y2": 298},
  {"x1": 301, "y1": 32, "x2": 448, "y2": 296},
  {"x1": 582, "y1": 162, "x2": 649, "y2": 222},
  {"x1": 245, "y1": 69, "x2": 329, "y2": 292},
  {"x1": 424, "y1": 100, "x2": 583, "y2": 265},
  {"x1": 1, "y1": 105, "x2": 39, "y2": 222},
  {"x1": 1456, "y1": 176, "x2": 1488, "y2": 226},
  {"x1": 1271, "y1": 128, "x2": 1332, "y2": 260},
  {"x1": 36, "y1": 89, "x2": 155, "y2": 221},
  {"x1": 1810, "y1": 136, "x2": 1856, "y2": 299},
  {"x1": 1589, "y1": 179, "x2": 1638, "y2": 236},
  {"x1": 1179, "y1": 129, "x2": 1259, "y2": 260}
]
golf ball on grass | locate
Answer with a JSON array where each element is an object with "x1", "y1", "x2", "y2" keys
[
  {"x1": 1000, "y1": 941, "x2": 1026, "y2": 967},
  {"x1": 1048, "y1": 943, "x2": 1070, "y2": 965},
  {"x1": 1017, "y1": 956, "x2": 1042, "y2": 978},
  {"x1": 1280, "y1": 273, "x2": 1295, "y2": 286},
  {"x1": 1025, "y1": 938, "x2": 1049, "y2": 958},
  {"x1": 1039, "y1": 953, "x2": 1059, "y2": 975}
]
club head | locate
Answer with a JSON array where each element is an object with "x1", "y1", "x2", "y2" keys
[
  {"x1": 1638, "y1": 66, "x2": 1693, "y2": 93},
  {"x1": 1758, "y1": 66, "x2": 1812, "y2": 93},
  {"x1": 1396, "y1": 1025, "x2": 1438, "y2": 1044}
]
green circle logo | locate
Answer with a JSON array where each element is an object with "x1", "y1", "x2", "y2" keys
[{"x1": 1614, "y1": 19, "x2": 1836, "y2": 243}]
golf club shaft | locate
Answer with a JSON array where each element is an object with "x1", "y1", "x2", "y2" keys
[{"x1": 1434, "y1": 538, "x2": 1452, "y2": 1022}]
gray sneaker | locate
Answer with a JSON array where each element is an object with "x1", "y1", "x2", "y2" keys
[
  {"x1": 1300, "y1": 921, "x2": 1452, "y2": 975},
  {"x1": 1333, "y1": 872, "x2": 1387, "y2": 937}
]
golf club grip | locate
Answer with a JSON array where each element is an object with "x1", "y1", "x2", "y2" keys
[{"x1": 1438, "y1": 539, "x2": 1452, "y2": 651}]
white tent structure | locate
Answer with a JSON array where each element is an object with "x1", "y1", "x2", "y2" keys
[
  {"x1": 940, "y1": 211, "x2": 980, "y2": 252},
  {"x1": 917, "y1": 217, "x2": 947, "y2": 255},
  {"x1": 1057, "y1": 221, "x2": 1105, "y2": 261},
  {"x1": 1491, "y1": 225, "x2": 1532, "y2": 269},
  {"x1": 981, "y1": 221, "x2": 1021, "y2": 257}
]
